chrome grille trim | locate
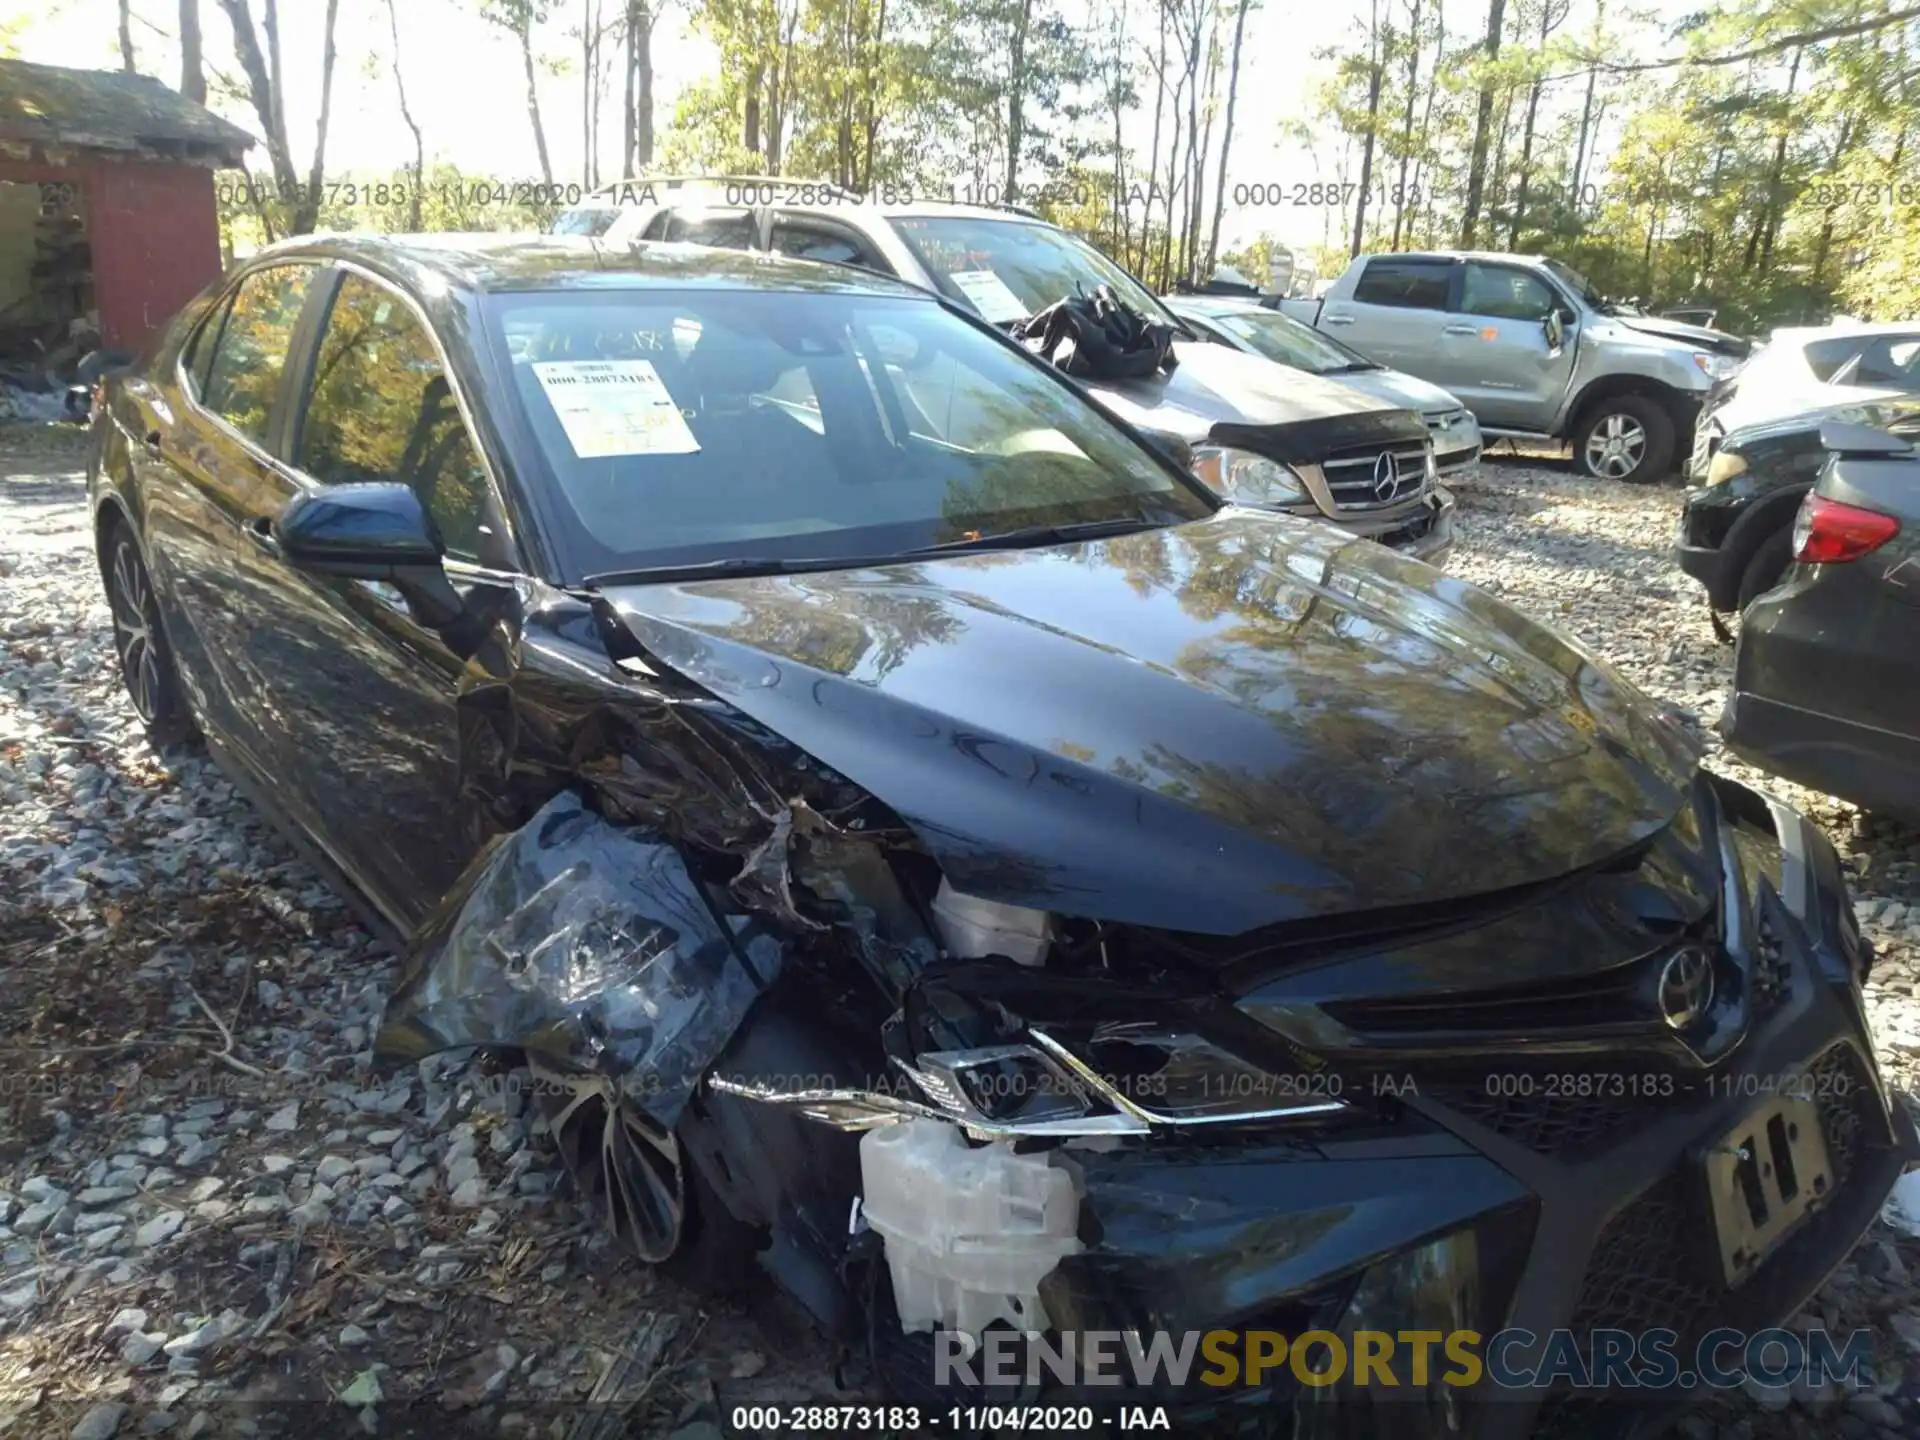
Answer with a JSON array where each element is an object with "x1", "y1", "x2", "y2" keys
[{"x1": 1317, "y1": 442, "x2": 1433, "y2": 513}]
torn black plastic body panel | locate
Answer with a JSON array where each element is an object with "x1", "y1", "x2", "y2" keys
[{"x1": 375, "y1": 789, "x2": 782, "y2": 1128}]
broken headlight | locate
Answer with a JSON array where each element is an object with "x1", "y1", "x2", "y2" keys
[{"x1": 1032, "y1": 1024, "x2": 1356, "y2": 1127}]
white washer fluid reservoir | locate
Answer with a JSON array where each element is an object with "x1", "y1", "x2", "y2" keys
[{"x1": 858, "y1": 1119, "x2": 1083, "y2": 1337}]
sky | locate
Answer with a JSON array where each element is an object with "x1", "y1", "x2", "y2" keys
[{"x1": 16, "y1": 0, "x2": 1688, "y2": 257}]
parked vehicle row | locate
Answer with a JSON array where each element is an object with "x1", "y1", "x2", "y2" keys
[
  {"x1": 553, "y1": 180, "x2": 1469, "y2": 564},
  {"x1": 87, "y1": 225, "x2": 1915, "y2": 1437}
]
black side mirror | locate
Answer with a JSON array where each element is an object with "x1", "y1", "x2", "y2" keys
[
  {"x1": 1140, "y1": 427, "x2": 1195, "y2": 471},
  {"x1": 275, "y1": 482, "x2": 464, "y2": 629}
]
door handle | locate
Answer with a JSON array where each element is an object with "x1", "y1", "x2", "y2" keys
[
  {"x1": 1322, "y1": 313, "x2": 1355, "y2": 325},
  {"x1": 1444, "y1": 324, "x2": 1480, "y2": 335},
  {"x1": 244, "y1": 516, "x2": 281, "y2": 559},
  {"x1": 143, "y1": 429, "x2": 163, "y2": 457}
]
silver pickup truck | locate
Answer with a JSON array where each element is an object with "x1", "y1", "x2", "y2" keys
[{"x1": 1281, "y1": 251, "x2": 1752, "y2": 483}]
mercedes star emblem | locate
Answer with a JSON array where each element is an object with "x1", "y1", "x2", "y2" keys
[
  {"x1": 1656, "y1": 945, "x2": 1716, "y2": 1031},
  {"x1": 1372, "y1": 450, "x2": 1400, "y2": 502}
]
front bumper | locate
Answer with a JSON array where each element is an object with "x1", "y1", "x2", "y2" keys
[
  {"x1": 910, "y1": 781, "x2": 1912, "y2": 1439},
  {"x1": 1329, "y1": 486, "x2": 1456, "y2": 567},
  {"x1": 1673, "y1": 487, "x2": 1741, "y2": 611}
]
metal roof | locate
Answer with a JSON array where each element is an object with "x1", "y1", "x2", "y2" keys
[{"x1": 0, "y1": 60, "x2": 254, "y2": 165}]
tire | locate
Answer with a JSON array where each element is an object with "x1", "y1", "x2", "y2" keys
[
  {"x1": 101, "y1": 522, "x2": 197, "y2": 748},
  {"x1": 1572, "y1": 395, "x2": 1676, "y2": 484},
  {"x1": 529, "y1": 1052, "x2": 760, "y2": 1293},
  {"x1": 1735, "y1": 527, "x2": 1794, "y2": 610}
]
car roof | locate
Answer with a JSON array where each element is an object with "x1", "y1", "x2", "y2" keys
[
  {"x1": 242, "y1": 231, "x2": 933, "y2": 300},
  {"x1": 1775, "y1": 321, "x2": 1920, "y2": 343}
]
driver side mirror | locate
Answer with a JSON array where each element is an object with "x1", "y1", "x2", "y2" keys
[
  {"x1": 275, "y1": 482, "x2": 465, "y2": 630},
  {"x1": 1544, "y1": 308, "x2": 1571, "y2": 350}
]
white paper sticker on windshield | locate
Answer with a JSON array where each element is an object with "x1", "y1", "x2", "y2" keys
[
  {"x1": 948, "y1": 269, "x2": 1030, "y2": 324},
  {"x1": 531, "y1": 360, "x2": 701, "y2": 458}
]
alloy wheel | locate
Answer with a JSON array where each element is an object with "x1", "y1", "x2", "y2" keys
[
  {"x1": 532, "y1": 1053, "x2": 685, "y2": 1263},
  {"x1": 108, "y1": 538, "x2": 167, "y2": 725},
  {"x1": 1584, "y1": 413, "x2": 1648, "y2": 479}
]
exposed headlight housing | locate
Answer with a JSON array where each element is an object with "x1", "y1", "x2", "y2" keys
[
  {"x1": 1705, "y1": 448, "x2": 1749, "y2": 486},
  {"x1": 1191, "y1": 445, "x2": 1310, "y2": 506},
  {"x1": 1693, "y1": 351, "x2": 1742, "y2": 381}
]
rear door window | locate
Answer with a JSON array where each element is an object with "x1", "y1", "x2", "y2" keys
[
  {"x1": 769, "y1": 215, "x2": 888, "y2": 272},
  {"x1": 662, "y1": 209, "x2": 757, "y2": 249},
  {"x1": 1352, "y1": 259, "x2": 1453, "y2": 310},
  {"x1": 199, "y1": 264, "x2": 319, "y2": 446},
  {"x1": 294, "y1": 273, "x2": 504, "y2": 566}
]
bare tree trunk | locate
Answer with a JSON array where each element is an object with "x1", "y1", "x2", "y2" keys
[
  {"x1": 1006, "y1": 0, "x2": 1034, "y2": 200},
  {"x1": 622, "y1": 0, "x2": 637, "y2": 174},
  {"x1": 1391, "y1": 0, "x2": 1422, "y2": 248},
  {"x1": 1206, "y1": 0, "x2": 1251, "y2": 273},
  {"x1": 1143, "y1": 12, "x2": 1169, "y2": 279},
  {"x1": 214, "y1": 0, "x2": 299, "y2": 198},
  {"x1": 1756, "y1": 45, "x2": 1804, "y2": 272},
  {"x1": 636, "y1": 0, "x2": 654, "y2": 167},
  {"x1": 861, "y1": 0, "x2": 887, "y2": 192},
  {"x1": 180, "y1": 0, "x2": 206, "y2": 101},
  {"x1": 1109, "y1": 2, "x2": 1131, "y2": 261},
  {"x1": 385, "y1": 0, "x2": 425, "y2": 228},
  {"x1": 581, "y1": 0, "x2": 597, "y2": 189},
  {"x1": 1352, "y1": 0, "x2": 1383, "y2": 256},
  {"x1": 119, "y1": 0, "x2": 136, "y2": 71},
  {"x1": 745, "y1": 58, "x2": 763, "y2": 157},
  {"x1": 291, "y1": 0, "x2": 341, "y2": 234},
  {"x1": 264, "y1": 0, "x2": 287, "y2": 158},
  {"x1": 1459, "y1": 0, "x2": 1504, "y2": 246},
  {"x1": 521, "y1": 18, "x2": 555, "y2": 185}
]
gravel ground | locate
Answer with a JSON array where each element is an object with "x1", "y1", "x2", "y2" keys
[{"x1": 0, "y1": 424, "x2": 1917, "y2": 1440}]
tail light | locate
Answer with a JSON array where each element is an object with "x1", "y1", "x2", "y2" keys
[{"x1": 1791, "y1": 493, "x2": 1899, "y2": 564}]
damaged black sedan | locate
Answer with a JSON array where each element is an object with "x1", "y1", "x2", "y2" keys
[{"x1": 90, "y1": 234, "x2": 1914, "y2": 1438}]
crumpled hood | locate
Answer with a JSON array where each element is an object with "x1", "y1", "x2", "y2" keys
[
  {"x1": 1614, "y1": 314, "x2": 1750, "y2": 355},
  {"x1": 1078, "y1": 340, "x2": 1413, "y2": 443},
  {"x1": 597, "y1": 509, "x2": 1698, "y2": 935}
]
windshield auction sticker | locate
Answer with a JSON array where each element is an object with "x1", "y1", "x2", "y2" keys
[
  {"x1": 947, "y1": 269, "x2": 1030, "y2": 324},
  {"x1": 532, "y1": 360, "x2": 701, "y2": 458}
]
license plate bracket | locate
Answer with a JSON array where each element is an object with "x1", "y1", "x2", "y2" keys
[{"x1": 1702, "y1": 1091, "x2": 1833, "y2": 1286}]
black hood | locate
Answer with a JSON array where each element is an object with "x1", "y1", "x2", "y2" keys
[
  {"x1": 598, "y1": 510, "x2": 1698, "y2": 936},
  {"x1": 1075, "y1": 340, "x2": 1428, "y2": 451},
  {"x1": 1615, "y1": 314, "x2": 1751, "y2": 357},
  {"x1": 1727, "y1": 394, "x2": 1920, "y2": 449}
]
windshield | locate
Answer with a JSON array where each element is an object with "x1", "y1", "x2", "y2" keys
[
  {"x1": 1204, "y1": 308, "x2": 1374, "y2": 374},
  {"x1": 487, "y1": 289, "x2": 1211, "y2": 583},
  {"x1": 889, "y1": 216, "x2": 1179, "y2": 330}
]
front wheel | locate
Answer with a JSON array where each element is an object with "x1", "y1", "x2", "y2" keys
[
  {"x1": 102, "y1": 523, "x2": 197, "y2": 748},
  {"x1": 1572, "y1": 396, "x2": 1675, "y2": 484}
]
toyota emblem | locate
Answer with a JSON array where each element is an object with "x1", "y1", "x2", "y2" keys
[
  {"x1": 1372, "y1": 451, "x2": 1400, "y2": 502},
  {"x1": 1656, "y1": 945, "x2": 1716, "y2": 1031}
]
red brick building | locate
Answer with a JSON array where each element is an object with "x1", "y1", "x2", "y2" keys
[{"x1": 0, "y1": 59, "x2": 252, "y2": 360}]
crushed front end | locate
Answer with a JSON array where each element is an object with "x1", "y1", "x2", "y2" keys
[{"x1": 370, "y1": 561, "x2": 1912, "y2": 1440}]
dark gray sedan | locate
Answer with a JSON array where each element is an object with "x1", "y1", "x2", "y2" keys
[{"x1": 1722, "y1": 419, "x2": 1920, "y2": 817}]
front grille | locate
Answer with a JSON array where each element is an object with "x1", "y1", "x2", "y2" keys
[
  {"x1": 1529, "y1": 1043, "x2": 1885, "y2": 1440},
  {"x1": 1688, "y1": 423, "x2": 1719, "y2": 479},
  {"x1": 1428, "y1": 1073, "x2": 1677, "y2": 1160},
  {"x1": 1318, "y1": 441, "x2": 1430, "y2": 512},
  {"x1": 1751, "y1": 911, "x2": 1791, "y2": 1019}
]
